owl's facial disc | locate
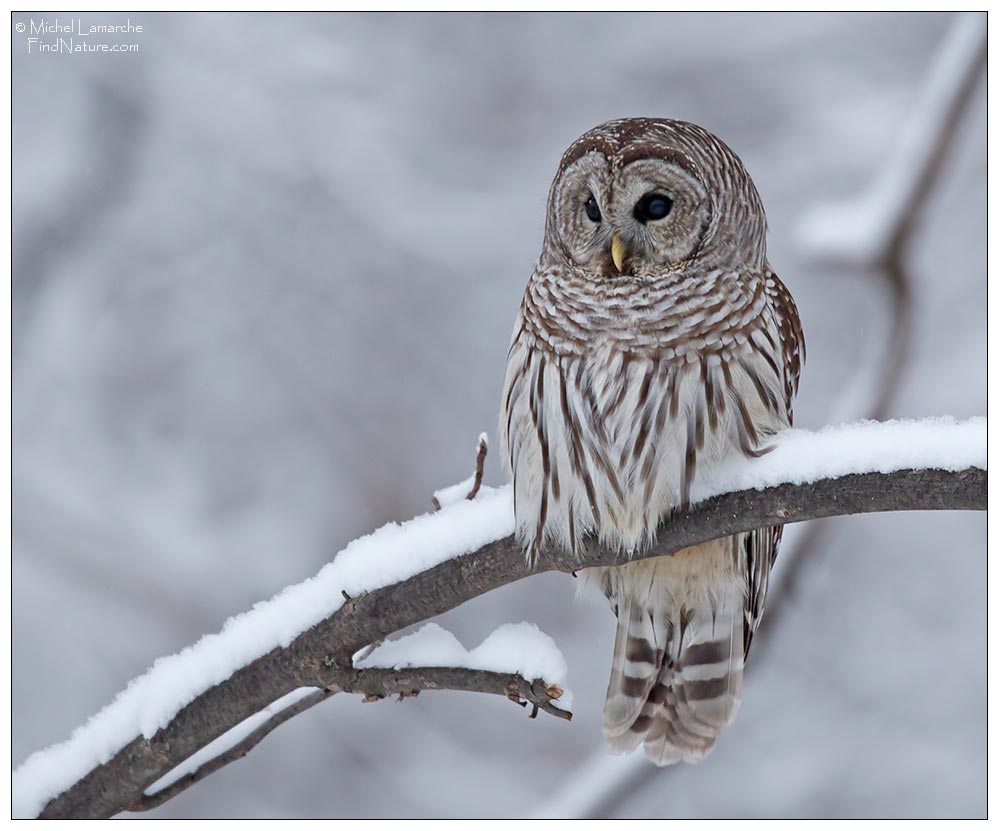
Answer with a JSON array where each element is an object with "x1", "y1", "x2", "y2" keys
[{"x1": 550, "y1": 150, "x2": 712, "y2": 278}]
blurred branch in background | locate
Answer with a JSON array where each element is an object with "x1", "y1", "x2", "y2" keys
[
  {"x1": 23, "y1": 433, "x2": 985, "y2": 818},
  {"x1": 765, "y1": 8, "x2": 986, "y2": 633},
  {"x1": 759, "y1": 10, "x2": 985, "y2": 654},
  {"x1": 12, "y1": 74, "x2": 148, "y2": 355},
  {"x1": 796, "y1": 11, "x2": 986, "y2": 269},
  {"x1": 531, "y1": 11, "x2": 986, "y2": 819}
]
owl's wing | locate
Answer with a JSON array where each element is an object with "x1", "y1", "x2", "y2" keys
[
  {"x1": 741, "y1": 269, "x2": 802, "y2": 656},
  {"x1": 742, "y1": 524, "x2": 782, "y2": 657},
  {"x1": 765, "y1": 269, "x2": 805, "y2": 424}
]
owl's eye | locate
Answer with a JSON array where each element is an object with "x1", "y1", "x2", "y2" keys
[
  {"x1": 634, "y1": 193, "x2": 673, "y2": 223},
  {"x1": 584, "y1": 195, "x2": 602, "y2": 223}
]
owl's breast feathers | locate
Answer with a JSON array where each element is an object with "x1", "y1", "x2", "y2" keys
[{"x1": 501, "y1": 264, "x2": 802, "y2": 559}]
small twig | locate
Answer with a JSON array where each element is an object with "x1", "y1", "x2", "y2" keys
[
  {"x1": 128, "y1": 689, "x2": 330, "y2": 813},
  {"x1": 465, "y1": 434, "x2": 488, "y2": 501},
  {"x1": 328, "y1": 666, "x2": 572, "y2": 724},
  {"x1": 432, "y1": 433, "x2": 489, "y2": 511}
]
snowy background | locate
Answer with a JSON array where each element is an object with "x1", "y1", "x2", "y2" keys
[{"x1": 12, "y1": 11, "x2": 985, "y2": 819}]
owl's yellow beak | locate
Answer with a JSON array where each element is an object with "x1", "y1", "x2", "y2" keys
[{"x1": 610, "y1": 232, "x2": 628, "y2": 273}]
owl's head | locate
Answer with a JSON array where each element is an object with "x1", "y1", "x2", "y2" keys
[{"x1": 542, "y1": 118, "x2": 767, "y2": 279}]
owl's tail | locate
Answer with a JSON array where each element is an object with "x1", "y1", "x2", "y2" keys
[{"x1": 602, "y1": 585, "x2": 745, "y2": 765}]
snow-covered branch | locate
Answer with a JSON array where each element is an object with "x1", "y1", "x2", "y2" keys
[
  {"x1": 130, "y1": 662, "x2": 568, "y2": 813},
  {"x1": 14, "y1": 418, "x2": 985, "y2": 819}
]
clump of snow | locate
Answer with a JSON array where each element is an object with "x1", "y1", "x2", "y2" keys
[
  {"x1": 358, "y1": 622, "x2": 572, "y2": 710},
  {"x1": 144, "y1": 687, "x2": 319, "y2": 797},
  {"x1": 12, "y1": 416, "x2": 984, "y2": 817}
]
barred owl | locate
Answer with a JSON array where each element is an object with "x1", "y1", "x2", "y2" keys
[{"x1": 500, "y1": 118, "x2": 804, "y2": 765}]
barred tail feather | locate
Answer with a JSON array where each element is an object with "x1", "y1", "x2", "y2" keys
[
  {"x1": 603, "y1": 588, "x2": 745, "y2": 765},
  {"x1": 603, "y1": 595, "x2": 666, "y2": 746}
]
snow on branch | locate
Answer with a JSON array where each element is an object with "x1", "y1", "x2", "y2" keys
[
  {"x1": 13, "y1": 417, "x2": 986, "y2": 819},
  {"x1": 356, "y1": 622, "x2": 572, "y2": 710}
]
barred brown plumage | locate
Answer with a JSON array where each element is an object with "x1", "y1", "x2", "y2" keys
[{"x1": 500, "y1": 118, "x2": 804, "y2": 765}]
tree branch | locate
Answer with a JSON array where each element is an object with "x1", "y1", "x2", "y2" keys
[
  {"x1": 128, "y1": 689, "x2": 330, "y2": 812},
  {"x1": 30, "y1": 464, "x2": 985, "y2": 819},
  {"x1": 127, "y1": 666, "x2": 568, "y2": 813}
]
